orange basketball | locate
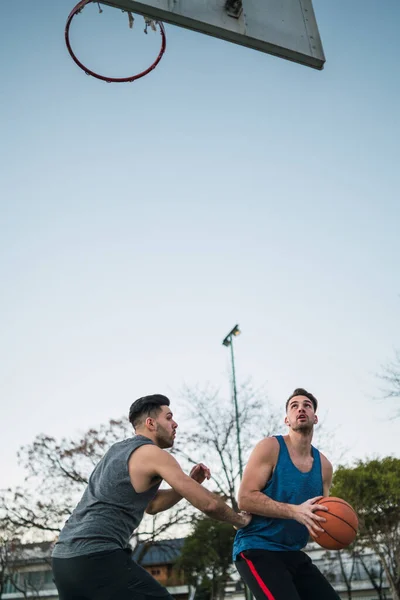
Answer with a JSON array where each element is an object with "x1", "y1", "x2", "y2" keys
[{"x1": 311, "y1": 497, "x2": 359, "y2": 550}]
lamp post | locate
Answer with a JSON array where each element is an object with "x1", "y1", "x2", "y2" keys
[
  {"x1": 222, "y1": 324, "x2": 243, "y2": 480},
  {"x1": 222, "y1": 325, "x2": 253, "y2": 600}
]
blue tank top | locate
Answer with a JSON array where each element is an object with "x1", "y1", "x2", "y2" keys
[{"x1": 233, "y1": 435, "x2": 323, "y2": 558}]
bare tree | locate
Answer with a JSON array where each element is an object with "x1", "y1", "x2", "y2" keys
[
  {"x1": 1, "y1": 419, "x2": 129, "y2": 539},
  {"x1": 380, "y1": 349, "x2": 400, "y2": 417},
  {"x1": 174, "y1": 381, "x2": 280, "y2": 510}
]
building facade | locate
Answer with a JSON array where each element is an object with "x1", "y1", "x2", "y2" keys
[{"x1": 1, "y1": 539, "x2": 392, "y2": 600}]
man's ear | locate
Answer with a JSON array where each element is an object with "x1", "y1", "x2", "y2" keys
[{"x1": 145, "y1": 417, "x2": 156, "y2": 431}]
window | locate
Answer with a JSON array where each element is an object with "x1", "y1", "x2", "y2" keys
[
  {"x1": 27, "y1": 571, "x2": 46, "y2": 588},
  {"x1": 3, "y1": 578, "x2": 17, "y2": 594}
]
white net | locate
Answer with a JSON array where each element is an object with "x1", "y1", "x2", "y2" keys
[{"x1": 124, "y1": 10, "x2": 158, "y2": 33}]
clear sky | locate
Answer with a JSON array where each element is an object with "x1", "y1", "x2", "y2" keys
[{"x1": 1, "y1": 0, "x2": 399, "y2": 491}]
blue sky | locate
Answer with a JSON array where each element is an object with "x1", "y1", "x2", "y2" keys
[{"x1": 1, "y1": 0, "x2": 399, "y2": 490}]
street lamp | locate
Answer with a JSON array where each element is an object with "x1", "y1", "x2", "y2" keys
[
  {"x1": 222, "y1": 324, "x2": 243, "y2": 479},
  {"x1": 222, "y1": 325, "x2": 253, "y2": 600}
]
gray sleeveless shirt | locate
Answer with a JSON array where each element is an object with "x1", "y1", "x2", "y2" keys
[{"x1": 52, "y1": 435, "x2": 160, "y2": 558}]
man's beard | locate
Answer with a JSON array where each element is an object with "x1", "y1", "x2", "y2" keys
[
  {"x1": 155, "y1": 423, "x2": 174, "y2": 449},
  {"x1": 291, "y1": 420, "x2": 313, "y2": 434}
]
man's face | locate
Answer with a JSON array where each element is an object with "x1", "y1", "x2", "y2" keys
[
  {"x1": 285, "y1": 395, "x2": 317, "y2": 433},
  {"x1": 154, "y1": 405, "x2": 178, "y2": 449}
]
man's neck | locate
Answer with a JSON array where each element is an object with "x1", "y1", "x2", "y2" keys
[
  {"x1": 285, "y1": 429, "x2": 314, "y2": 457},
  {"x1": 135, "y1": 430, "x2": 158, "y2": 445}
]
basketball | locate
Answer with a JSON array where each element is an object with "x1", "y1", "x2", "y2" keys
[{"x1": 312, "y1": 497, "x2": 359, "y2": 550}]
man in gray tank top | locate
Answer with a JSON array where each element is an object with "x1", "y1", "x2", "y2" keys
[{"x1": 52, "y1": 394, "x2": 251, "y2": 600}]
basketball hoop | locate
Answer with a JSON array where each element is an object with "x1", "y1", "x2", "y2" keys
[{"x1": 65, "y1": 0, "x2": 166, "y2": 83}]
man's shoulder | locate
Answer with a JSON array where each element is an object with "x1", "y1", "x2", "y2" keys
[
  {"x1": 318, "y1": 450, "x2": 333, "y2": 470},
  {"x1": 128, "y1": 441, "x2": 174, "y2": 468},
  {"x1": 250, "y1": 436, "x2": 280, "y2": 459},
  {"x1": 260, "y1": 435, "x2": 281, "y2": 446},
  {"x1": 128, "y1": 442, "x2": 173, "y2": 481}
]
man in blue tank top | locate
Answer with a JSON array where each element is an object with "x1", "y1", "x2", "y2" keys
[
  {"x1": 52, "y1": 394, "x2": 251, "y2": 600},
  {"x1": 233, "y1": 388, "x2": 340, "y2": 600}
]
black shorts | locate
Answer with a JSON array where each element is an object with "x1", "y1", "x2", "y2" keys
[
  {"x1": 52, "y1": 548, "x2": 175, "y2": 600},
  {"x1": 235, "y1": 549, "x2": 340, "y2": 600}
]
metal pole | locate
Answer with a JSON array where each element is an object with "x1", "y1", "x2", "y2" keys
[
  {"x1": 230, "y1": 337, "x2": 243, "y2": 479},
  {"x1": 222, "y1": 326, "x2": 252, "y2": 600}
]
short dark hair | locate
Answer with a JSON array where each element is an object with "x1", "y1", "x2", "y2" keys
[
  {"x1": 129, "y1": 394, "x2": 170, "y2": 430},
  {"x1": 285, "y1": 388, "x2": 318, "y2": 412}
]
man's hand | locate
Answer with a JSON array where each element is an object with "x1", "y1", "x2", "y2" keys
[
  {"x1": 145, "y1": 463, "x2": 210, "y2": 515},
  {"x1": 234, "y1": 511, "x2": 252, "y2": 530},
  {"x1": 189, "y1": 463, "x2": 211, "y2": 484},
  {"x1": 292, "y1": 496, "x2": 328, "y2": 537}
]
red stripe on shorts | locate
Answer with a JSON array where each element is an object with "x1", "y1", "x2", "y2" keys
[{"x1": 240, "y1": 552, "x2": 276, "y2": 600}]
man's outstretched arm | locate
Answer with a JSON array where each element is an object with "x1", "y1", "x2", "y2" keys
[
  {"x1": 146, "y1": 464, "x2": 211, "y2": 515},
  {"x1": 135, "y1": 446, "x2": 250, "y2": 528}
]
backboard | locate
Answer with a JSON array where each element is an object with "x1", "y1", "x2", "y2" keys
[{"x1": 100, "y1": 0, "x2": 325, "y2": 69}]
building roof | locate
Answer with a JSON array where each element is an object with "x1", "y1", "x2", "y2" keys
[{"x1": 132, "y1": 538, "x2": 185, "y2": 566}]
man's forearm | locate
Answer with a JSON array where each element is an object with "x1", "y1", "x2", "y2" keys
[
  {"x1": 146, "y1": 489, "x2": 183, "y2": 514},
  {"x1": 239, "y1": 492, "x2": 297, "y2": 520},
  {"x1": 204, "y1": 495, "x2": 247, "y2": 528}
]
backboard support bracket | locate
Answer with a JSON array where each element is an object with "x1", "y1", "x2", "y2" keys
[{"x1": 225, "y1": 0, "x2": 243, "y2": 19}]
